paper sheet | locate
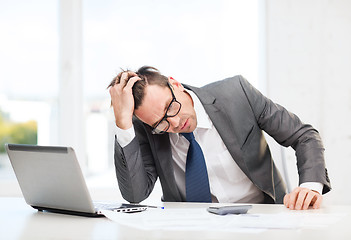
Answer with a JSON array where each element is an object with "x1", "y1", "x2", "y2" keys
[{"x1": 102, "y1": 208, "x2": 343, "y2": 232}]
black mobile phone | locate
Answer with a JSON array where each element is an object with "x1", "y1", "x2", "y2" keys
[{"x1": 207, "y1": 205, "x2": 252, "y2": 215}]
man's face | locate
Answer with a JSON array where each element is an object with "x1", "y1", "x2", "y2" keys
[{"x1": 134, "y1": 78, "x2": 197, "y2": 133}]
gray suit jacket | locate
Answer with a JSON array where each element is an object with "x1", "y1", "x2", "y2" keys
[{"x1": 114, "y1": 75, "x2": 331, "y2": 204}]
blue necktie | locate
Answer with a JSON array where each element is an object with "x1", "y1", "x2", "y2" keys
[{"x1": 181, "y1": 132, "x2": 212, "y2": 203}]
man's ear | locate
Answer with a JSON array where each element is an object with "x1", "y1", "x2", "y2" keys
[{"x1": 168, "y1": 76, "x2": 184, "y2": 91}]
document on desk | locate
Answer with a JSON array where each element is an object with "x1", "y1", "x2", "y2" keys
[{"x1": 102, "y1": 208, "x2": 343, "y2": 232}]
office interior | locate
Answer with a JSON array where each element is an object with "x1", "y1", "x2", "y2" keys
[{"x1": 1, "y1": 0, "x2": 351, "y2": 208}]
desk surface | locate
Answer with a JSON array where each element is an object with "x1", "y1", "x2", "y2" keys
[{"x1": 0, "y1": 197, "x2": 350, "y2": 240}]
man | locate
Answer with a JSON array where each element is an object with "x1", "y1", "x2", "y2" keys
[{"x1": 108, "y1": 66, "x2": 331, "y2": 210}]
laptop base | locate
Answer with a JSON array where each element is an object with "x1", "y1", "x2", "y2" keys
[{"x1": 33, "y1": 205, "x2": 105, "y2": 218}]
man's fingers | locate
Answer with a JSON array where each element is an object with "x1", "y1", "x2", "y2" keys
[
  {"x1": 118, "y1": 72, "x2": 129, "y2": 86},
  {"x1": 114, "y1": 71, "x2": 123, "y2": 84},
  {"x1": 119, "y1": 71, "x2": 137, "y2": 86},
  {"x1": 125, "y1": 76, "x2": 141, "y2": 89},
  {"x1": 283, "y1": 194, "x2": 290, "y2": 208},
  {"x1": 284, "y1": 187, "x2": 323, "y2": 210},
  {"x1": 302, "y1": 191, "x2": 316, "y2": 210},
  {"x1": 109, "y1": 75, "x2": 140, "y2": 101},
  {"x1": 295, "y1": 188, "x2": 309, "y2": 210},
  {"x1": 287, "y1": 189, "x2": 298, "y2": 209},
  {"x1": 312, "y1": 193, "x2": 323, "y2": 209},
  {"x1": 108, "y1": 71, "x2": 126, "y2": 88},
  {"x1": 110, "y1": 71, "x2": 138, "y2": 94}
]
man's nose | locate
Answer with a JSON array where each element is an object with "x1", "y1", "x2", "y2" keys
[{"x1": 168, "y1": 115, "x2": 180, "y2": 128}]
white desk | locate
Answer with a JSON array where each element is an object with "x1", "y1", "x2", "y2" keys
[{"x1": 0, "y1": 197, "x2": 350, "y2": 240}]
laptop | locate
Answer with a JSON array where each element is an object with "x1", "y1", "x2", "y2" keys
[{"x1": 5, "y1": 143, "x2": 147, "y2": 217}]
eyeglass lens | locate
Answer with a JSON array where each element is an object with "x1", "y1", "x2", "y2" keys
[{"x1": 155, "y1": 101, "x2": 181, "y2": 132}]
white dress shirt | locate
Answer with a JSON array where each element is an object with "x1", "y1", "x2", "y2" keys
[
  {"x1": 168, "y1": 90, "x2": 264, "y2": 203},
  {"x1": 115, "y1": 90, "x2": 323, "y2": 202}
]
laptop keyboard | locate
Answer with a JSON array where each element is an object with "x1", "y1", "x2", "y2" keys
[
  {"x1": 93, "y1": 202, "x2": 147, "y2": 213},
  {"x1": 94, "y1": 202, "x2": 123, "y2": 210}
]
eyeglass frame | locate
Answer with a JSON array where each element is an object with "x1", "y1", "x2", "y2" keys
[{"x1": 151, "y1": 82, "x2": 182, "y2": 134}]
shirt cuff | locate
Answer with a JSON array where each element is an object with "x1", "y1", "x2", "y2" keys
[
  {"x1": 115, "y1": 125, "x2": 136, "y2": 148},
  {"x1": 299, "y1": 182, "x2": 323, "y2": 194}
]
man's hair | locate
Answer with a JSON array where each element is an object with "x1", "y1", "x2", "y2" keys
[{"x1": 108, "y1": 66, "x2": 169, "y2": 110}]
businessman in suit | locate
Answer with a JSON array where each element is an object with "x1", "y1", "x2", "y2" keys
[{"x1": 108, "y1": 66, "x2": 331, "y2": 210}]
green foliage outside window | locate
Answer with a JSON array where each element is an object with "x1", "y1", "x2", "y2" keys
[{"x1": 0, "y1": 111, "x2": 37, "y2": 153}]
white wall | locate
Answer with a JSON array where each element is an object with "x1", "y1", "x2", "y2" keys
[{"x1": 265, "y1": 0, "x2": 351, "y2": 205}]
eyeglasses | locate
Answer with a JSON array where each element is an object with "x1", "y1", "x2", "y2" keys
[{"x1": 151, "y1": 83, "x2": 182, "y2": 134}]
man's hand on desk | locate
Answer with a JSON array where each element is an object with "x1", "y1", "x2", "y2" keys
[{"x1": 283, "y1": 187, "x2": 322, "y2": 210}]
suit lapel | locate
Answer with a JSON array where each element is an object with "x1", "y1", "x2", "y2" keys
[
  {"x1": 150, "y1": 132, "x2": 184, "y2": 201},
  {"x1": 148, "y1": 84, "x2": 252, "y2": 201},
  {"x1": 184, "y1": 85, "x2": 249, "y2": 175}
]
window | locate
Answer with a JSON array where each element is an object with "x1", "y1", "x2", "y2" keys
[
  {"x1": 82, "y1": 0, "x2": 260, "y2": 173},
  {"x1": 0, "y1": 0, "x2": 58, "y2": 179},
  {"x1": 1, "y1": 0, "x2": 260, "y2": 183}
]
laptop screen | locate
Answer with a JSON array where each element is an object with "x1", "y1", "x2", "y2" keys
[{"x1": 6, "y1": 144, "x2": 96, "y2": 214}]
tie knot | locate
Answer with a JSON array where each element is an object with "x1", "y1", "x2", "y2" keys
[{"x1": 181, "y1": 132, "x2": 195, "y2": 142}]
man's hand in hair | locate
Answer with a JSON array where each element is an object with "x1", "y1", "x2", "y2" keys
[{"x1": 108, "y1": 71, "x2": 141, "y2": 129}]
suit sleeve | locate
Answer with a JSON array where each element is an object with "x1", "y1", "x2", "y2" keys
[
  {"x1": 114, "y1": 118, "x2": 158, "y2": 203},
  {"x1": 237, "y1": 76, "x2": 331, "y2": 194}
]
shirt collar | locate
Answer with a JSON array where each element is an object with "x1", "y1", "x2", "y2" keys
[
  {"x1": 169, "y1": 89, "x2": 213, "y2": 144},
  {"x1": 187, "y1": 89, "x2": 212, "y2": 130}
]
